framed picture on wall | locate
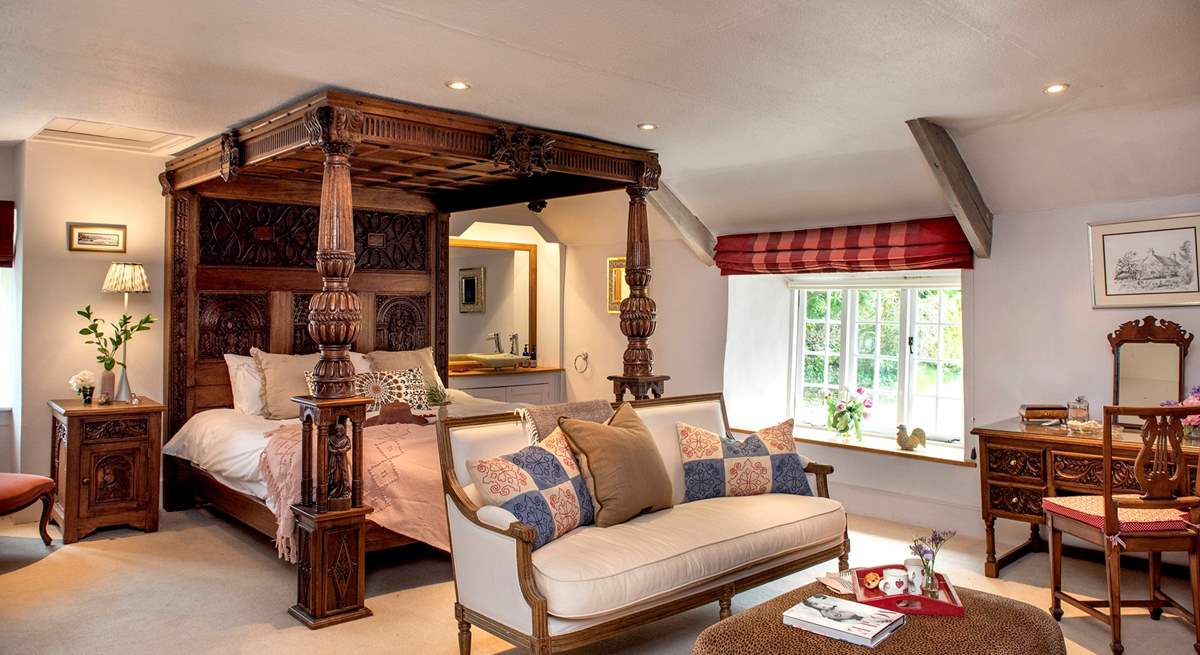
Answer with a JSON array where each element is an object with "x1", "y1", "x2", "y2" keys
[
  {"x1": 607, "y1": 257, "x2": 630, "y2": 314},
  {"x1": 67, "y1": 222, "x2": 127, "y2": 253},
  {"x1": 1090, "y1": 213, "x2": 1200, "y2": 308},
  {"x1": 458, "y1": 267, "x2": 485, "y2": 313}
]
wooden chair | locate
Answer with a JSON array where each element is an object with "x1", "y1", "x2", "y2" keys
[
  {"x1": 1044, "y1": 405, "x2": 1200, "y2": 655},
  {"x1": 0, "y1": 473, "x2": 55, "y2": 545}
]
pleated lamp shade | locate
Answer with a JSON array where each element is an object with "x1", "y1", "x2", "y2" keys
[{"x1": 101, "y1": 262, "x2": 151, "y2": 294}]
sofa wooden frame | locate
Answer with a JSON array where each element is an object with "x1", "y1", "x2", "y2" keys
[{"x1": 437, "y1": 392, "x2": 850, "y2": 655}]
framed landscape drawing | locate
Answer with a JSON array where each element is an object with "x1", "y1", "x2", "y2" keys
[
  {"x1": 1090, "y1": 213, "x2": 1200, "y2": 308},
  {"x1": 67, "y1": 222, "x2": 126, "y2": 253}
]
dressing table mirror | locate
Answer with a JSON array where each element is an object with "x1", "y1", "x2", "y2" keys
[{"x1": 1108, "y1": 315, "x2": 1192, "y2": 425}]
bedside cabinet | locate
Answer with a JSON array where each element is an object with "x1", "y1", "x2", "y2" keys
[{"x1": 47, "y1": 397, "x2": 164, "y2": 543}]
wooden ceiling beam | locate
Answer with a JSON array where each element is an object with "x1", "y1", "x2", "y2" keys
[
  {"x1": 648, "y1": 182, "x2": 717, "y2": 266},
  {"x1": 906, "y1": 117, "x2": 993, "y2": 258}
]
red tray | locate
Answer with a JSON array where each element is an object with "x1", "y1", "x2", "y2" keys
[{"x1": 850, "y1": 565, "x2": 964, "y2": 616}]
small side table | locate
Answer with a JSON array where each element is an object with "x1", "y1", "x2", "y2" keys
[{"x1": 47, "y1": 397, "x2": 164, "y2": 543}]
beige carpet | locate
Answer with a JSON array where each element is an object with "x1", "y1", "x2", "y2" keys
[{"x1": 1, "y1": 510, "x2": 1195, "y2": 655}]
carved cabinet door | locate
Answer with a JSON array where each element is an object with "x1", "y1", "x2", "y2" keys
[{"x1": 78, "y1": 440, "x2": 147, "y2": 519}]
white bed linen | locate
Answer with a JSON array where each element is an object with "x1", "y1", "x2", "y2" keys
[
  {"x1": 163, "y1": 391, "x2": 527, "y2": 502},
  {"x1": 162, "y1": 409, "x2": 286, "y2": 501}
]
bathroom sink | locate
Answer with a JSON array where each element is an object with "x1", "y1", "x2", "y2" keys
[{"x1": 465, "y1": 353, "x2": 530, "y2": 369}]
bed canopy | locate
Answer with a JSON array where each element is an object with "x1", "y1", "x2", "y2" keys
[{"x1": 159, "y1": 88, "x2": 668, "y2": 627}]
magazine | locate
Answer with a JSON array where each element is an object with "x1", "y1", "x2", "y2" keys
[{"x1": 783, "y1": 593, "x2": 906, "y2": 647}]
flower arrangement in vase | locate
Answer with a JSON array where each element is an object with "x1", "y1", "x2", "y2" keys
[
  {"x1": 76, "y1": 304, "x2": 155, "y2": 403},
  {"x1": 910, "y1": 529, "x2": 956, "y2": 596},
  {"x1": 1161, "y1": 386, "x2": 1200, "y2": 441},
  {"x1": 69, "y1": 370, "x2": 96, "y2": 404},
  {"x1": 822, "y1": 386, "x2": 873, "y2": 441}
]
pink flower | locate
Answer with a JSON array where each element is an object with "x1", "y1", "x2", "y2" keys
[
  {"x1": 856, "y1": 387, "x2": 865, "y2": 395},
  {"x1": 836, "y1": 402, "x2": 846, "y2": 411},
  {"x1": 864, "y1": 399, "x2": 874, "y2": 408}
]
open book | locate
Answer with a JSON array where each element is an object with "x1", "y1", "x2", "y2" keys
[{"x1": 783, "y1": 593, "x2": 906, "y2": 648}]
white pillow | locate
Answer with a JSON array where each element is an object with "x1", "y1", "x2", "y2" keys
[
  {"x1": 367, "y1": 347, "x2": 446, "y2": 393},
  {"x1": 350, "y1": 351, "x2": 371, "y2": 374},
  {"x1": 224, "y1": 354, "x2": 265, "y2": 416}
]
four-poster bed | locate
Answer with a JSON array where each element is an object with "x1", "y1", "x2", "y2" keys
[{"x1": 159, "y1": 88, "x2": 670, "y2": 627}]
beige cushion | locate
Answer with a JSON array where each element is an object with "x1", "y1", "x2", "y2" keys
[
  {"x1": 531, "y1": 493, "x2": 846, "y2": 619},
  {"x1": 368, "y1": 347, "x2": 444, "y2": 392},
  {"x1": 250, "y1": 348, "x2": 319, "y2": 420},
  {"x1": 559, "y1": 404, "x2": 673, "y2": 527},
  {"x1": 627, "y1": 398, "x2": 728, "y2": 504}
]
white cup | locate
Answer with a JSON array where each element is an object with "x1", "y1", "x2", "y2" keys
[
  {"x1": 877, "y1": 569, "x2": 909, "y2": 596},
  {"x1": 904, "y1": 558, "x2": 926, "y2": 590}
]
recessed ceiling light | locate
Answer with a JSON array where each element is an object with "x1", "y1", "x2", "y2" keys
[
  {"x1": 445, "y1": 80, "x2": 471, "y2": 91},
  {"x1": 637, "y1": 123, "x2": 657, "y2": 131},
  {"x1": 1043, "y1": 83, "x2": 1070, "y2": 95}
]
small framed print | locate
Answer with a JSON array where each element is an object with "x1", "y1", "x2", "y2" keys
[
  {"x1": 67, "y1": 223, "x2": 127, "y2": 253},
  {"x1": 458, "y1": 267, "x2": 485, "y2": 313},
  {"x1": 607, "y1": 256, "x2": 630, "y2": 314},
  {"x1": 1090, "y1": 213, "x2": 1200, "y2": 308}
]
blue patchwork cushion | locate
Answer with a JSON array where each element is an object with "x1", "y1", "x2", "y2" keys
[
  {"x1": 677, "y1": 419, "x2": 812, "y2": 502},
  {"x1": 467, "y1": 428, "x2": 595, "y2": 549}
]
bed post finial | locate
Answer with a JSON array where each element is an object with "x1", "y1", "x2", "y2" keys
[{"x1": 608, "y1": 159, "x2": 669, "y2": 401}]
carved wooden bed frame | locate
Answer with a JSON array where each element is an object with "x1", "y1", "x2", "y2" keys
[{"x1": 159, "y1": 88, "x2": 668, "y2": 628}]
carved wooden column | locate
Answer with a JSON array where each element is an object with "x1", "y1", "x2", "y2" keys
[
  {"x1": 609, "y1": 161, "x2": 670, "y2": 401},
  {"x1": 289, "y1": 106, "x2": 374, "y2": 629}
]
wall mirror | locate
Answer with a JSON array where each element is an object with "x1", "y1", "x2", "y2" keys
[
  {"x1": 449, "y1": 238, "x2": 537, "y2": 368},
  {"x1": 1109, "y1": 315, "x2": 1192, "y2": 425}
]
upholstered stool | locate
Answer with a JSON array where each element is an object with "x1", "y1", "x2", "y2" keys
[
  {"x1": 692, "y1": 581, "x2": 1065, "y2": 655},
  {"x1": 0, "y1": 473, "x2": 55, "y2": 545}
]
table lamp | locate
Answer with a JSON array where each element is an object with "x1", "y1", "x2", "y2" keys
[{"x1": 101, "y1": 262, "x2": 150, "y2": 402}]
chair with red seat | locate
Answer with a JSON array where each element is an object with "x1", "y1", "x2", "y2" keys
[
  {"x1": 0, "y1": 473, "x2": 55, "y2": 545},
  {"x1": 1045, "y1": 405, "x2": 1200, "y2": 655}
]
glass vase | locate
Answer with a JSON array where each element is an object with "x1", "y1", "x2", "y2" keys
[{"x1": 922, "y1": 559, "x2": 939, "y2": 597}]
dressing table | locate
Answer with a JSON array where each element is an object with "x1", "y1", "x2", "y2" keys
[{"x1": 972, "y1": 315, "x2": 1196, "y2": 577}]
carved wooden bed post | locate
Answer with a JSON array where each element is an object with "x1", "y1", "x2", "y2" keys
[
  {"x1": 608, "y1": 161, "x2": 670, "y2": 401},
  {"x1": 288, "y1": 106, "x2": 374, "y2": 629}
]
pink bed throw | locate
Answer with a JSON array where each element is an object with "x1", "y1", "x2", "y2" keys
[{"x1": 259, "y1": 421, "x2": 450, "y2": 562}]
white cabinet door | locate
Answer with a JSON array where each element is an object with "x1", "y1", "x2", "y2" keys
[
  {"x1": 466, "y1": 386, "x2": 510, "y2": 402},
  {"x1": 506, "y1": 384, "x2": 550, "y2": 405}
]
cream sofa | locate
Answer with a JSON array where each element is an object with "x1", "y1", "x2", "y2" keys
[{"x1": 437, "y1": 393, "x2": 849, "y2": 655}]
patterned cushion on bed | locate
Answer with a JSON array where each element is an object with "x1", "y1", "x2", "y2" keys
[
  {"x1": 303, "y1": 368, "x2": 429, "y2": 412},
  {"x1": 467, "y1": 429, "x2": 595, "y2": 549},
  {"x1": 677, "y1": 420, "x2": 811, "y2": 502}
]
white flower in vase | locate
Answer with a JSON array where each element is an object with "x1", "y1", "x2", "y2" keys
[{"x1": 68, "y1": 370, "x2": 97, "y2": 393}]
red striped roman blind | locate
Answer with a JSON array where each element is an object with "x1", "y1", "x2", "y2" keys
[
  {"x1": 0, "y1": 201, "x2": 13, "y2": 268},
  {"x1": 713, "y1": 216, "x2": 973, "y2": 275}
]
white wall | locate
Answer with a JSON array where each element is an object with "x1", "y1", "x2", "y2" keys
[
  {"x1": 16, "y1": 141, "x2": 166, "y2": 479},
  {"x1": 0, "y1": 144, "x2": 16, "y2": 473},
  {"x1": 564, "y1": 237, "x2": 727, "y2": 401}
]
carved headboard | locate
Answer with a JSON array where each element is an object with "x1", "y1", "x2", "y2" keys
[{"x1": 164, "y1": 177, "x2": 449, "y2": 437}]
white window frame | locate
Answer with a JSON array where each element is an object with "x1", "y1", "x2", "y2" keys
[{"x1": 787, "y1": 270, "x2": 964, "y2": 444}]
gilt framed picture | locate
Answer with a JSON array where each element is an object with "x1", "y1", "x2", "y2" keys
[
  {"x1": 1090, "y1": 213, "x2": 1200, "y2": 308},
  {"x1": 67, "y1": 222, "x2": 127, "y2": 253},
  {"x1": 607, "y1": 257, "x2": 630, "y2": 314}
]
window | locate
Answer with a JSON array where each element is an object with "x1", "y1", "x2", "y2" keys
[
  {"x1": 791, "y1": 271, "x2": 964, "y2": 442},
  {"x1": 0, "y1": 266, "x2": 13, "y2": 408}
]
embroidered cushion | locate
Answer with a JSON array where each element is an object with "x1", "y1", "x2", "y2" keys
[
  {"x1": 677, "y1": 419, "x2": 812, "y2": 502},
  {"x1": 304, "y1": 368, "x2": 430, "y2": 412},
  {"x1": 1042, "y1": 495, "x2": 1192, "y2": 533},
  {"x1": 467, "y1": 429, "x2": 595, "y2": 549}
]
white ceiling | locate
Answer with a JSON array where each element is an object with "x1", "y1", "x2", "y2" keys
[{"x1": 2, "y1": 0, "x2": 1198, "y2": 235}]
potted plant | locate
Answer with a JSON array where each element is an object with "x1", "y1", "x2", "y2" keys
[
  {"x1": 77, "y1": 305, "x2": 155, "y2": 402},
  {"x1": 823, "y1": 386, "x2": 873, "y2": 441},
  {"x1": 68, "y1": 370, "x2": 96, "y2": 404}
]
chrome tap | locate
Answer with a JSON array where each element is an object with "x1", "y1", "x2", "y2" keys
[
  {"x1": 486, "y1": 332, "x2": 501, "y2": 353},
  {"x1": 510, "y1": 333, "x2": 519, "y2": 355}
]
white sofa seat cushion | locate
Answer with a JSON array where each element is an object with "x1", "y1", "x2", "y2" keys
[{"x1": 531, "y1": 493, "x2": 845, "y2": 619}]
